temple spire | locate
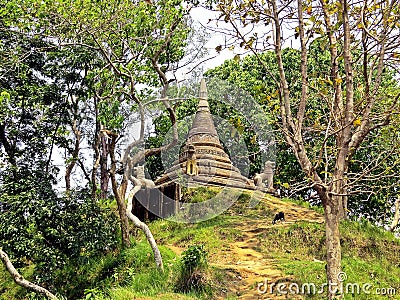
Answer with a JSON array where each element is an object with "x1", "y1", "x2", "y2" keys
[
  {"x1": 154, "y1": 78, "x2": 254, "y2": 190},
  {"x1": 199, "y1": 78, "x2": 208, "y2": 99},
  {"x1": 198, "y1": 78, "x2": 209, "y2": 110},
  {"x1": 187, "y1": 78, "x2": 217, "y2": 138}
]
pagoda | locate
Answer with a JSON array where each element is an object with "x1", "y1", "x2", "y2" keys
[{"x1": 154, "y1": 79, "x2": 254, "y2": 189}]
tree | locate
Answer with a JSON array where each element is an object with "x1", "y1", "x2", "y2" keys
[
  {"x1": 1, "y1": 0, "x2": 191, "y2": 269},
  {"x1": 204, "y1": 0, "x2": 400, "y2": 297},
  {"x1": 0, "y1": 28, "x2": 119, "y2": 296},
  {"x1": 206, "y1": 46, "x2": 400, "y2": 222}
]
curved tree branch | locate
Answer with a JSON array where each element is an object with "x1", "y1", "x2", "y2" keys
[
  {"x1": 0, "y1": 249, "x2": 58, "y2": 300},
  {"x1": 126, "y1": 180, "x2": 163, "y2": 271}
]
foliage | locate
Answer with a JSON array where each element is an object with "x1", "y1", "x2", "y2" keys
[
  {"x1": 205, "y1": 49, "x2": 306, "y2": 196},
  {"x1": 175, "y1": 244, "x2": 210, "y2": 295},
  {"x1": 1, "y1": 0, "x2": 192, "y2": 280},
  {"x1": 0, "y1": 26, "x2": 70, "y2": 167},
  {"x1": 1, "y1": 241, "x2": 182, "y2": 300},
  {"x1": 181, "y1": 244, "x2": 208, "y2": 272},
  {"x1": 1, "y1": 0, "x2": 190, "y2": 128},
  {"x1": 0, "y1": 169, "x2": 119, "y2": 290},
  {"x1": 0, "y1": 26, "x2": 119, "y2": 296},
  {"x1": 206, "y1": 44, "x2": 400, "y2": 223}
]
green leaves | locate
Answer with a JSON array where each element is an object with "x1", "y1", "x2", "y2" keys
[
  {"x1": 0, "y1": 170, "x2": 119, "y2": 287},
  {"x1": 0, "y1": 91, "x2": 10, "y2": 121},
  {"x1": 98, "y1": 99, "x2": 124, "y2": 130},
  {"x1": 176, "y1": 244, "x2": 209, "y2": 293},
  {"x1": 0, "y1": 91, "x2": 10, "y2": 101},
  {"x1": 181, "y1": 244, "x2": 208, "y2": 271}
]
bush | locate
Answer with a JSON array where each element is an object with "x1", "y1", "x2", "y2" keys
[
  {"x1": 0, "y1": 169, "x2": 119, "y2": 295},
  {"x1": 175, "y1": 244, "x2": 210, "y2": 295}
]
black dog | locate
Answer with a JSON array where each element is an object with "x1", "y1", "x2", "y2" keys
[{"x1": 272, "y1": 212, "x2": 285, "y2": 224}]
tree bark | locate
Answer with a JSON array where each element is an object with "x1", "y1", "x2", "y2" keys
[
  {"x1": 65, "y1": 120, "x2": 81, "y2": 191},
  {"x1": 390, "y1": 196, "x2": 400, "y2": 232},
  {"x1": 126, "y1": 183, "x2": 164, "y2": 271},
  {"x1": 100, "y1": 135, "x2": 109, "y2": 199},
  {"x1": 109, "y1": 136, "x2": 131, "y2": 247},
  {"x1": 339, "y1": 178, "x2": 348, "y2": 220},
  {"x1": 0, "y1": 249, "x2": 58, "y2": 300},
  {"x1": 91, "y1": 99, "x2": 101, "y2": 200},
  {"x1": 118, "y1": 177, "x2": 128, "y2": 203},
  {"x1": 324, "y1": 194, "x2": 343, "y2": 299}
]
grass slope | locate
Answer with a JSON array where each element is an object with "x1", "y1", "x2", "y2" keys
[{"x1": 1, "y1": 189, "x2": 400, "y2": 299}]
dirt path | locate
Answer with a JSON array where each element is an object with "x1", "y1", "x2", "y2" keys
[
  {"x1": 166, "y1": 193, "x2": 324, "y2": 299},
  {"x1": 213, "y1": 194, "x2": 324, "y2": 299}
]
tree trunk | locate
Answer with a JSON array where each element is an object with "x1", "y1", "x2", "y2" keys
[
  {"x1": 323, "y1": 193, "x2": 343, "y2": 299},
  {"x1": 113, "y1": 180, "x2": 131, "y2": 247},
  {"x1": 109, "y1": 136, "x2": 131, "y2": 247},
  {"x1": 337, "y1": 186, "x2": 348, "y2": 220},
  {"x1": 126, "y1": 185, "x2": 164, "y2": 271},
  {"x1": 0, "y1": 123, "x2": 16, "y2": 166},
  {"x1": 0, "y1": 249, "x2": 58, "y2": 300},
  {"x1": 100, "y1": 135, "x2": 109, "y2": 199},
  {"x1": 338, "y1": 167, "x2": 349, "y2": 219},
  {"x1": 65, "y1": 120, "x2": 81, "y2": 191},
  {"x1": 390, "y1": 196, "x2": 400, "y2": 232},
  {"x1": 340, "y1": 194, "x2": 348, "y2": 220},
  {"x1": 91, "y1": 100, "x2": 101, "y2": 200},
  {"x1": 118, "y1": 177, "x2": 128, "y2": 201}
]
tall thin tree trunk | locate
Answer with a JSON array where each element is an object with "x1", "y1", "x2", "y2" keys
[
  {"x1": 91, "y1": 99, "x2": 101, "y2": 200},
  {"x1": 65, "y1": 120, "x2": 81, "y2": 191},
  {"x1": 324, "y1": 195, "x2": 343, "y2": 299},
  {"x1": 111, "y1": 174, "x2": 131, "y2": 247},
  {"x1": 118, "y1": 177, "x2": 128, "y2": 203},
  {"x1": 109, "y1": 136, "x2": 131, "y2": 247},
  {"x1": 100, "y1": 135, "x2": 109, "y2": 199}
]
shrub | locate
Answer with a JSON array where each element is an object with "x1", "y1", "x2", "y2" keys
[
  {"x1": 175, "y1": 244, "x2": 210, "y2": 295},
  {"x1": 0, "y1": 169, "x2": 119, "y2": 295}
]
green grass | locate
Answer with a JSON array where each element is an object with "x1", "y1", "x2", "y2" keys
[
  {"x1": 0, "y1": 264, "x2": 36, "y2": 300},
  {"x1": 1, "y1": 242, "x2": 190, "y2": 300},
  {"x1": 257, "y1": 220, "x2": 400, "y2": 299},
  {"x1": 281, "y1": 196, "x2": 325, "y2": 214},
  {"x1": 180, "y1": 186, "x2": 221, "y2": 203}
]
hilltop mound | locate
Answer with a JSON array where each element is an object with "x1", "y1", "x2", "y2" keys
[{"x1": 2, "y1": 190, "x2": 399, "y2": 300}]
